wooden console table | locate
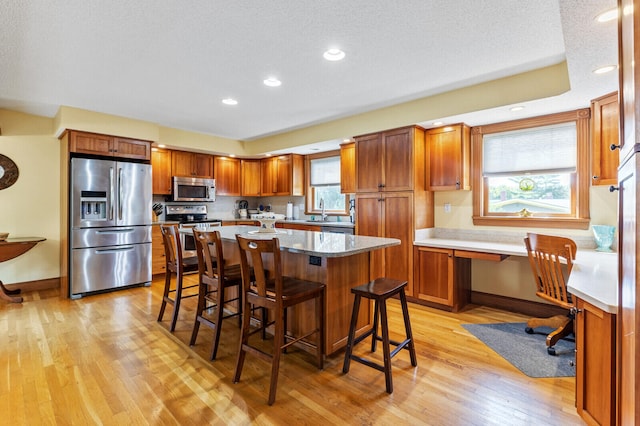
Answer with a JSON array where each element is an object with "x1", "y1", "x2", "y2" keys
[{"x1": 0, "y1": 237, "x2": 46, "y2": 303}]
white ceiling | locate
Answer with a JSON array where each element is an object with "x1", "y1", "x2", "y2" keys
[{"x1": 0, "y1": 1, "x2": 618, "y2": 154}]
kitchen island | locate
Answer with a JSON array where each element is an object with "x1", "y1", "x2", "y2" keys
[{"x1": 182, "y1": 225, "x2": 399, "y2": 355}]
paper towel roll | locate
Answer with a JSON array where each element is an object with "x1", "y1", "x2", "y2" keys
[{"x1": 286, "y1": 202, "x2": 293, "y2": 220}]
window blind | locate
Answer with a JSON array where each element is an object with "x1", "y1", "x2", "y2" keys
[
  {"x1": 310, "y1": 156, "x2": 340, "y2": 185},
  {"x1": 483, "y1": 122, "x2": 577, "y2": 176}
]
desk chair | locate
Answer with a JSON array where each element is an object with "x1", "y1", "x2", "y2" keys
[
  {"x1": 190, "y1": 229, "x2": 243, "y2": 360},
  {"x1": 233, "y1": 235, "x2": 325, "y2": 405},
  {"x1": 524, "y1": 233, "x2": 576, "y2": 355},
  {"x1": 157, "y1": 225, "x2": 199, "y2": 332}
]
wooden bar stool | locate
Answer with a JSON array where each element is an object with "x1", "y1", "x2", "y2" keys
[{"x1": 342, "y1": 277, "x2": 417, "y2": 394}]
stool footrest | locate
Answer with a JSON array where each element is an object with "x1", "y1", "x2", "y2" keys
[{"x1": 348, "y1": 355, "x2": 386, "y2": 373}]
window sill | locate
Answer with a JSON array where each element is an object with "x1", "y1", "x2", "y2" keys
[{"x1": 472, "y1": 216, "x2": 590, "y2": 230}]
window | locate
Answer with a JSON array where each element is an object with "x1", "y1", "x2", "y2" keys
[
  {"x1": 471, "y1": 109, "x2": 590, "y2": 229},
  {"x1": 306, "y1": 151, "x2": 348, "y2": 215}
]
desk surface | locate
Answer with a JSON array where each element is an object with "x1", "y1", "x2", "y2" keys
[{"x1": 415, "y1": 237, "x2": 618, "y2": 314}]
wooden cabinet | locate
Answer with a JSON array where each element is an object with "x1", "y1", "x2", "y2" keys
[
  {"x1": 356, "y1": 192, "x2": 414, "y2": 285},
  {"x1": 241, "y1": 159, "x2": 262, "y2": 196},
  {"x1": 261, "y1": 154, "x2": 304, "y2": 196},
  {"x1": 412, "y1": 246, "x2": 470, "y2": 311},
  {"x1": 151, "y1": 224, "x2": 166, "y2": 276},
  {"x1": 591, "y1": 92, "x2": 619, "y2": 186},
  {"x1": 214, "y1": 156, "x2": 241, "y2": 196},
  {"x1": 355, "y1": 125, "x2": 426, "y2": 193},
  {"x1": 68, "y1": 130, "x2": 151, "y2": 161},
  {"x1": 276, "y1": 222, "x2": 322, "y2": 232},
  {"x1": 574, "y1": 297, "x2": 616, "y2": 426},
  {"x1": 426, "y1": 123, "x2": 471, "y2": 191},
  {"x1": 172, "y1": 151, "x2": 213, "y2": 178},
  {"x1": 152, "y1": 148, "x2": 172, "y2": 195},
  {"x1": 340, "y1": 142, "x2": 356, "y2": 193}
]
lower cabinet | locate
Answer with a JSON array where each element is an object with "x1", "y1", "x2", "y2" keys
[
  {"x1": 575, "y1": 297, "x2": 616, "y2": 426},
  {"x1": 412, "y1": 246, "x2": 470, "y2": 312},
  {"x1": 152, "y1": 225, "x2": 166, "y2": 276}
]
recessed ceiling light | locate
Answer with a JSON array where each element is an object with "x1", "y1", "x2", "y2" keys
[
  {"x1": 510, "y1": 106, "x2": 525, "y2": 112},
  {"x1": 323, "y1": 48, "x2": 345, "y2": 61},
  {"x1": 157, "y1": 144, "x2": 166, "y2": 148},
  {"x1": 342, "y1": 138, "x2": 351, "y2": 143},
  {"x1": 432, "y1": 121, "x2": 444, "y2": 126},
  {"x1": 595, "y1": 8, "x2": 618, "y2": 22},
  {"x1": 263, "y1": 77, "x2": 282, "y2": 87},
  {"x1": 593, "y1": 65, "x2": 616, "y2": 74},
  {"x1": 222, "y1": 98, "x2": 238, "y2": 105},
  {"x1": 229, "y1": 154, "x2": 236, "y2": 158}
]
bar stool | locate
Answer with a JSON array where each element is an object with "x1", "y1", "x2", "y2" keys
[{"x1": 342, "y1": 277, "x2": 417, "y2": 394}]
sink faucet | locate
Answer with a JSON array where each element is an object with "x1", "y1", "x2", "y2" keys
[{"x1": 319, "y1": 198, "x2": 326, "y2": 221}]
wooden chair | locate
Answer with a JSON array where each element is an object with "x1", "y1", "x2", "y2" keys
[
  {"x1": 189, "y1": 229, "x2": 242, "y2": 360},
  {"x1": 524, "y1": 233, "x2": 577, "y2": 355},
  {"x1": 157, "y1": 225, "x2": 200, "y2": 332},
  {"x1": 233, "y1": 235, "x2": 325, "y2": 405}
]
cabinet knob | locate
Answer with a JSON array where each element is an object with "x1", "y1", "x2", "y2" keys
[
  {"x1": 570, "y1": 307, "x2": 583, "y2": 316},
  {"x1": 610, "y1": 143, "x2": 621, "y2": 151},
  {"x1": 592, "y1": 175, "x2": 599, "y2": 180},
  {"x1": 609, "y1": 185, "x2": 619, "y2": 192}
]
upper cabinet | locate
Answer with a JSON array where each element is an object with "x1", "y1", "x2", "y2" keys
[
  {"x1": 151, "y1": 148, "x2": 172, "y2": 195},
  {"x1": 171, "y1": 151, "x2": 213, "y2": 178},
  {"x1": 591, "y1": 92, "x2": 619, "y2": 186},
  {"x1": 426, "y1": 123, "x2": 471, "y2": 191},
  {"x1": 69, "y1": 130, "x2": 151, "y2": 161},
  {"x1": 340, "y1": 142, "x2": 356, "y2": 194},
  {"x1": 214, "y1": 156, "x2": 241, "y2": 196},
  {"x1": 241, "y1": 159, "x2": 262, "y2": 196},
  {"x1": 355, "y1": 125, "x2": 426, "y2": 193},
  {"x1": 261, "y1": 154, "x2": 304, "y2": 196}
]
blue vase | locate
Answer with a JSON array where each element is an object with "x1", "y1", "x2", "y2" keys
[{"x1": 592, "y1": 225, "x2": 615, "y2": 252}]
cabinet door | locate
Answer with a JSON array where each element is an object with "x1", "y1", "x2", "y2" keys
[
  {"x1": 113, "y1": 137, "x2": 151, "y2": 161},
  {"x1": 382, "y1": 128, "x2": 414, "y2": 191},
  {"x1": 171, "y1": 151, "x2": 195, "y2": 177},
  {"x1": 193, "y1": 153, "x2": 213, "y2": 178},
  {"x1": 414, "y1": 246, "x2": 453, "y2": 306},
  {"x1": 151, "y1": 225, "x2": 166, "y2": 275},
  {"x1": 575, "y1": 297, "x2": 616, "y2": 426},
  {"x1": 340, "y1": 142, "x2": 356, "y2": 193},
  {"x1": 241, "y1": 159, "x2": 262, "y2": 196},
  {"x1": 355, "y1": 193, "x2": 384, "y2": 280},
  {"x1": 261, "y1": 157, "x2": 278, "y2": 195},
  {"x1": 591, "y1": 92, "x2": 619, "y2": 186},
  {"x1": 382, "y1": 192, "x2": 413, "y2": 284},
  {"x1": 275, "y1": 155, "x2": 292, "y2": 195},
  {"x1": 355, "y1": 133, "x2": 383, "y2": 192},
  {"x1": 152, "y1": 149, "x2": 172, "y2": 194},
  {"x1": 214, "y1": 156, "x2": 241, "y2": 196},
  {"x1": 70, "y1": 131, "x2": 113, "y2": 156},
  {"x1": 427, "y1": 124, "x2": 470, "y2": 190}
]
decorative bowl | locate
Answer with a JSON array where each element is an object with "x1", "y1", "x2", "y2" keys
[
  {"x1": 592, "y1": 225, "x2": 615, "y2": 252},
  {"x1": 0, "y1": 232, "x2": 9, "y2": 242},
  {"x1": 251, "y1": 213, "x2": 285, "y2": 233}
]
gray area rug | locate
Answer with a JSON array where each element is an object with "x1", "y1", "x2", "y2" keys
[{"x1": 462, "y1": 322, "x2": 575, "y2": 378}]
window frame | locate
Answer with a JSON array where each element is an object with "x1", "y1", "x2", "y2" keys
[
  {"x1": 471, "y1": 108, "x2": 591, "y2": 229},
  {"x1": 305, "y1": 150, "x2": 349, "y2": 216}
]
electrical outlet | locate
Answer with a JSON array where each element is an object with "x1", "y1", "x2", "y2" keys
[
  {"x1": 444, "y1": 203, "x2": 451, "y2": 213},
  {"x1": 309, "y1": 256, "x2": 322, "y2": 266}
]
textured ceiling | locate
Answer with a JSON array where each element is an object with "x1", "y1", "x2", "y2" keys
[{"x1": 0, "y1": 1, "x2": 618, "y2": 153}]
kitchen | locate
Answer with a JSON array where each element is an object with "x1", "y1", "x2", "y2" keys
[{"x1": 0, "y1": 0, "x2": 633, "y2": 424}]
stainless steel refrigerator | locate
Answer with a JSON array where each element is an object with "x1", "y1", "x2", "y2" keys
[{"x1": 70, "y1": 157, "x2": 152, "y2": 298}]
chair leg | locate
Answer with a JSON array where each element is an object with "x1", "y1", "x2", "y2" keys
[
  {"x1": 211, "y1": 287, "x2": 224, "y2": 360},
  {"x1": 399, "y1": 289, "x2": 417, "y2": 367},
  {"x1": 233, "y1": 298, "x2": 252, "y2": 384},
  {"x1": 268, "y1": 309, "x2": 285, "y2": 405},
  {"x1": 546, "y1": 316, "x2": 573, "y2": 349},
  {"x1": 316, "y1": 290, "x2": 325, "y2": 370},
  {"x1": 342, "y1": 294, "x2": 361, "y2": 374},
  {"x1": 379, "y1": 300, "x2": 393, "y2": 394},
  {"x1": 157, "y1": 269, "x2": 172, "y2": 322},
  {"x1": 189, "y1": 281, "x2": 206, "y2": 346},
  {"x1": 371, "y1": 299, "x2": 380, "y2": 353},
  {"x1": 169, "y1": 271, "x2": 184, "y2": 332}
]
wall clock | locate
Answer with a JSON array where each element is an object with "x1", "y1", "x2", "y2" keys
[{"x1": 0, "y1": 154, "x2": 19, "y2": 190}]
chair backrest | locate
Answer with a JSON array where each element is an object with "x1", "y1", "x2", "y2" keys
[
  {"x1": 524, "y1": 233, "x2": 577, "y2": 309},
  {"x1": 160, "y1": 225, "x2": 183, "y2": 269},
  {"x1": 192, "y1": 229, "x2": 223, "y2": 281},
  {"x1": 236, "y1": 235, "x2": 282, "y2": 305}
]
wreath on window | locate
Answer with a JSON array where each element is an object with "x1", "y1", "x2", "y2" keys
[
  {"x1": 0, "y1": 154, "x2": 19, "y2": 190},
  {"x1": 518, "y1": 177, "x2": 535, "y2": 192}
]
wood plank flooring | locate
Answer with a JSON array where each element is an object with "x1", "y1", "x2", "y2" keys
[{"x1": 0, "y1": 276, "x2": 584, "y2": 425}]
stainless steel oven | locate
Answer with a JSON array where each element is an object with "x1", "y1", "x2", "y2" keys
[
  {"x1": 179, "y1": 222, "x2": 222, "y2": 256},
  {"x1": 165, "y1": 204, "x2": 222, "y2": 256}
]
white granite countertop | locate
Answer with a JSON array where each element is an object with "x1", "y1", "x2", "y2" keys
[
  {"x1": 277, "y1": 219, "x2": 355, "y2": 228},
  {"x1": 414, "y1": 235, "x2": 618, "y2": 314},
  {"x1": 183, "y1": 225, "x2": 398, "y2": 258}
]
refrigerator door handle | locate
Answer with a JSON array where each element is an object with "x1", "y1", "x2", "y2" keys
[
  {"x1": 108, "y1": 167, "x2": 115, "y2": 220},
  {"x1": 118, "y1": 167, "x2": 124, "y2": 221},
  {"x1": 94, "y1": 246, "x2": 135, "y2": 254},
  {"x1": 96, "y1": 228, "x2": 136, "y2": 234}
]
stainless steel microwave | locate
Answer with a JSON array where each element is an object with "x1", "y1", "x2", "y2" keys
[{"x1": 172, "y1": 176, "x2": 216, "y2": 202}]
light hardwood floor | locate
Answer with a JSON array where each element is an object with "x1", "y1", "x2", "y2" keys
[{"x1": 0, "y1": 276, "x2": 584, "y2": 425}]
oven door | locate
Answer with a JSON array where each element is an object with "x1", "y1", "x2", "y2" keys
[{"x1": 179, "y1": 222, "x2": 222, "y2": 257}]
